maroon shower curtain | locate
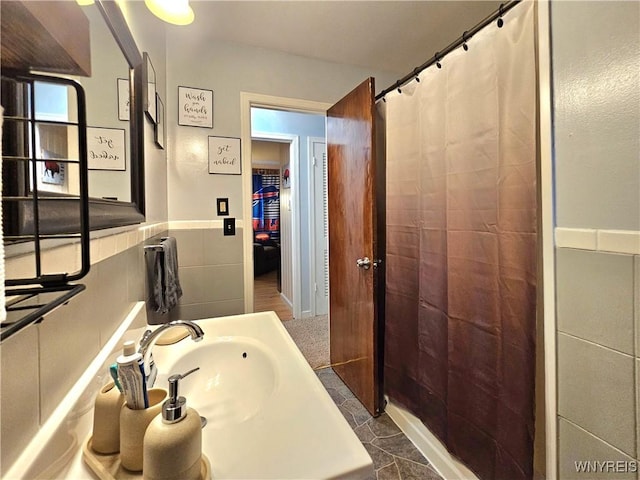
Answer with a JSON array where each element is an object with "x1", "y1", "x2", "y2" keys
[{"x1": 384, "y1": 4, "x2": 537, "y2": 480}]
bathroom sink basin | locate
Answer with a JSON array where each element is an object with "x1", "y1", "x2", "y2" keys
[
  {"x1": 160, "y1": 336, "x2": 279, "y2": 427},
  {"x1": 151, "y1": 311, "x2": 373, "y2": 480}
]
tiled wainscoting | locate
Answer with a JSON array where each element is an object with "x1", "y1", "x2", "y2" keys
[
  {"x1": 556, "y1": 245, "x2": 640, "y2": 479},
  {"x1": 159, "y1": 226, "x2": 244, "y2": 323},
  {"x1": 1, "y1": 223, "x2": 167, "y2": 474},
  {"x1": 1, "y1": 221, "x2": 246, "y2": 473}
]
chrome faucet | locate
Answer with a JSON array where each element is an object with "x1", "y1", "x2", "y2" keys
[{"x1": 138, "y1": 320, "x2": 205, "y2": 387}]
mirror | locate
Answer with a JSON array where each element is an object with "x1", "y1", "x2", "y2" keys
[
  {"x1": 77, "y1": 0, "x2": 146, "y2": 225},
  {"x1": 1, "y1": 0, "x2": 145, "y2": 243},
  {"x1": 77, "y1": 2, "x2": 132, "y2": 202}
]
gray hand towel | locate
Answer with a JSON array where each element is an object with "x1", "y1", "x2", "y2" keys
[
  {"x1": 161, "y1": 237, "x2": 182, "y2": 312},
  {"x1": 145, "y1": 237, "x2": 183, "y2": 314},
  {"x1": 146, "y1": 247, "x2": 166, "y2": 313}
]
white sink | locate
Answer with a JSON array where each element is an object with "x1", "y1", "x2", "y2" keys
[
  {"x1": 162, "y1": 336, "x2": 279, "y2": 427},
  {"x1": 151, "y1": 312, "x2": 373, "y2": 480}
]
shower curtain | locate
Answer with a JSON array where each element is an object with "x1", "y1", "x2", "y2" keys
[{"x1": 384, "y1": 2, "x2": 537, "y2": 480}]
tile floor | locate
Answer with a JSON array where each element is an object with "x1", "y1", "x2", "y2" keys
[{"x1": 316, "y1": 367, "x2": 443, "y2": 480}]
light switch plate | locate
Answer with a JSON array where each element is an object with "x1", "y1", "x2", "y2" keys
[
  {"x1": 217, "y1": 198, "x2": 229, "y2": 216},
  {"x1": 224, "y1": 218, "x2": 235, "y2": 236}
]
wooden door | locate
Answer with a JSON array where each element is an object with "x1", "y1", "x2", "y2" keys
[{"x1": 327, "y1": 78, "x2": 383, "y2": 416}]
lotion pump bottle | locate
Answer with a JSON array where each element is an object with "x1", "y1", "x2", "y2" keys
[{"x1": 143, "y1": 368, "x2": 202, "y2": 480}]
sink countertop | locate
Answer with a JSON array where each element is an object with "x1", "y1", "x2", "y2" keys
[
  {"x1": 9, "y1": 309, "x2": 373, "y2": 480},
  {"x1": 151, "y1": 311, "x2": 374, "y2": 480}
]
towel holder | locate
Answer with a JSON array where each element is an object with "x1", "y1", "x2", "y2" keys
[{"x1": 144, "y1": 237, "x2": 170, "y2": 253}]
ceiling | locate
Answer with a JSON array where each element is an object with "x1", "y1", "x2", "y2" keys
[{"x1": 186, "y1": 1, "x2": 503, "y2": 75}]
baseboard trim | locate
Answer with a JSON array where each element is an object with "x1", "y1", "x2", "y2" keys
[
  {"x1": 280, "y1": 292, "x2": 293, "y2": 309},
  {"x1": 385, "y1": 399, "x2": 479, "y2": 480}
]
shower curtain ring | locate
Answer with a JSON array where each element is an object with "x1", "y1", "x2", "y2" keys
[
  {"x1": 497, "y1": 3, "x2": 505, "y2": 28},
  {"x1": 396, "y1": 80, "x2": 402, "y2": 94},
  {"x1": 435, "y1": 52, "x2": 442, "y2": 69},
  {"x1": 462, "y1": 31, "x2": 470, "y2": 51},
  {"x1": 413, "y1": 67, "x2": 421, "y2": 82}
]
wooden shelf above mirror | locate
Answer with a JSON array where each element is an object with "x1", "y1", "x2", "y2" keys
[{"x1": 1, "y1": 0, "x2": 91, "y2": 76}]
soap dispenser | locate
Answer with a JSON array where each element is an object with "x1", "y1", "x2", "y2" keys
[{"x1": 142, "y1": 368, "x2": 202, "y2": 480}]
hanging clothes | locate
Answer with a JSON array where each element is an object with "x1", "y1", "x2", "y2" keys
[{"x1": 384, "y1": 2, "x2": 538, "y2": 480}]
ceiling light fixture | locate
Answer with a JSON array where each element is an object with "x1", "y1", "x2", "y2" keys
[{"x1": 144, "y1": 0, "x2": 194, "y2": 26}]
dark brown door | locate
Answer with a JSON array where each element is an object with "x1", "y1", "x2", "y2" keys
[{"x1": 327, "y1": 78, "x2": 383, "y2": 416}]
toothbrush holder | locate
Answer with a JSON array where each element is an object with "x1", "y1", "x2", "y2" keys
[
  {"x1": 92, "y1": 381, "x2": 125, "y2": 454},
  {"x1": 119, "y1": 388, "x2": 167, "y2": 472}
]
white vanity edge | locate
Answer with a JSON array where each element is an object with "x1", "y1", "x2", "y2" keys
[{"x1": 5, "y1": 302, "x2": 146, "y2": 480}]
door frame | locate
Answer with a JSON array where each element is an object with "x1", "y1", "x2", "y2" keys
[
  {"x1": 252, "y1": 132, "x2": 299, "y2": 317},
  {"x1": 308, "y1": 136, "x2": 328, "y2": 317},
  {"x1": 240, "y1": 92, "x2": 331, "y2": 314},
  {"x1": 536, "y1": 0, "x2": 557, "y2": 477}
]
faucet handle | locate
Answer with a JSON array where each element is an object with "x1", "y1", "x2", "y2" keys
[{"x1": 139, "y1": 329, "x2": 152, "y2": 346}]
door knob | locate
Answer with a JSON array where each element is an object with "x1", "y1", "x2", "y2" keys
[{"x1": 356, "y1": 257, "x2": 371, "y2": 270}]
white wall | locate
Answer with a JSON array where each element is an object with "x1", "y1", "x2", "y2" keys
[
  {"x1": 553, "y1": 1, "x2": 640, "y2": 231},
  {"x1": 161, "y1": 30, "x2": 397, "y2": 313},
  {"x1": 551, "y1": 2, "x2": 640, "y2": 478},
  {"x1": 251, "y1": 140, "x2": 284, "y2": 168},
  {"x1": 280, "y1": 165, "x2": 294, "y2": 307},
  {"x1": 119, "y1": 1, "x2": 169, "y2": 223},
  {"x1": 165, "y1": 35, "x2": 398, "y2": 223}
]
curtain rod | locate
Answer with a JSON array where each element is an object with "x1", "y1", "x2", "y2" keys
[{"x1": 375, "y1": 0, "x2": 521, "y2": 102}]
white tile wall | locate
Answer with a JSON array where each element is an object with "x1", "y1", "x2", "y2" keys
[
  {"x1": 555, "y1": 228, "x2": 598, "y2": 251},
  {"x1": 0, "y1": 327, "x2": 40, "y2": 471},
  {"x1": 161, "y1": 227, "x2": 245, "y2": 322},
  {"x1": 556, "y1": 248, "x2": 640, "y2": 473},
  {"x1": 1, "y1": 222, "x2": 166, "y2": 474},
  {"x1": 556, "y1": 228, "x2": 640, "y2": 255},
  {"x1": 556, "y1": 249, "x2": 635, "y2": 354},
  {"x1": 557, "y1": 332, "x2": 636, "y2": 456},
  {"x1": 559, "y1": 418, "x2": 636, "y2": 480}
]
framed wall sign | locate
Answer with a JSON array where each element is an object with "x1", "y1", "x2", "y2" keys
[
  {"x1": 40, "y1": 151, "x2": 65, "y2": 186},
  {"x1": 208, "y1": 136, "x2": 241, "y2": 175},
  {"x1": 179, "y1": 86, "x2": 213, "y2": 128},
  {"x1": 143, "y1": 52, "x2": 156, "y2": 124},
  {"x1": 117, "y1": 78, "x2": 129, "y2": 121},
  {"x1": 87, "y1": 127, "x2": 126, "y2": 171},
  {"x1": 155, "y1": 93, "x2": 165, "y2": 149},
  {"x1": 282, "y1": 164, "x2": 291, "y2": 189}
]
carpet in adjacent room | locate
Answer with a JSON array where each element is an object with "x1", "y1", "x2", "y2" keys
[{"x1": 283, "y1": 314, "x2": 329, "y2": 370}]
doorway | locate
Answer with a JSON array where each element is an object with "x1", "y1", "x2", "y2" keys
[
  {"x1": 243, "y1": 100, "x2": 329, "y2": 320},
  {"x1": 251, "y1": 137, "x2": 293, "y2": 320}
]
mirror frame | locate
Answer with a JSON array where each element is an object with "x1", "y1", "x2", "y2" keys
[{"x1": 91, "y1": 0, "x2": 145, "y2": 225}]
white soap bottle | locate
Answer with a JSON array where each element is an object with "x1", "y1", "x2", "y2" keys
[{"x1": 142, "y1": 368, "x2": 202, "y2": 480}]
